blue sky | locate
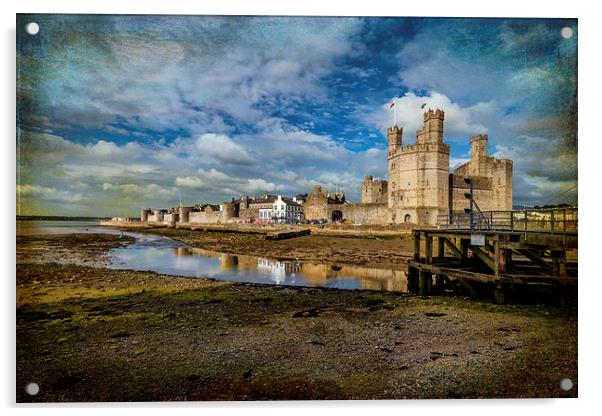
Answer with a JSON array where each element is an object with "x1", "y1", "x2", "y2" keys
[{"x1": 17, "y1": 15, "x2": 577, "y2": 216}]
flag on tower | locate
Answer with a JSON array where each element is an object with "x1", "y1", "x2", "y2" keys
[
  {"x1": 421, "y1": 102, "x2": 427, "y2": 109},
  {"x1": 389, "y1": 101, "x2": 396, "y2": 109}
]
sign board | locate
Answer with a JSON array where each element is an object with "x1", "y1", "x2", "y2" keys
[{"x1": 471, "y1": 234, "x2": 486, "y2": 246}]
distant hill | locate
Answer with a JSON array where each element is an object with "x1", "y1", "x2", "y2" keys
[
  {"x1": 16, "y1": 215, "x2": 110, "y2": 221},
  {"x1": 512, "y1": 203, "x2": 577, "y2": 210}
]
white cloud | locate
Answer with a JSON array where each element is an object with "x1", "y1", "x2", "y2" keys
[
  {"x1": 174, "y1": 176, "x2": 205, "y2": 189},
  {"x1": 242, "y1": 179, "x2": 282, "y2": 194},
  {"x1": 366, "y1": 91, "x2": 494, "y2": 140},
  {"x1": 195, "y1": 134, "x2": 255, "y2": 165}
]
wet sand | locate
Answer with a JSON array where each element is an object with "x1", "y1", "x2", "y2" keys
[{"x1": 16, "y1": 232, "x2": 577, "y2": 401}]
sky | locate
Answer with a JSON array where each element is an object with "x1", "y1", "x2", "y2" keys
[{"x1": 16, "y1": 15, "x2": 578, "y2": 216}]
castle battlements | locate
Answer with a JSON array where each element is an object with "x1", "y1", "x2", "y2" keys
[
  {"x1": 423, "y1": 108, "x2": 444, "y2": 121},
  {"x1": 388, "y1": 141, "x2": 450, "y2": 158}
]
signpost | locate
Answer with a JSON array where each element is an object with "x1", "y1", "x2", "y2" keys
[{"x1": 471, "y1": 234, "x2": 485, "y2": 246}]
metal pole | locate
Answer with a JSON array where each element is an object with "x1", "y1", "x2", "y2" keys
[
  {"x1": 524, "y1": 209, "x2": 527, "y2": 241},
  {"x1": 470, "y1": 180, "x2": 474, "y2": 232}
]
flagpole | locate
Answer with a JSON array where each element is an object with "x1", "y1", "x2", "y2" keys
[{"x1": 394, "y1": 99, "x2": 397, "y2": 127}]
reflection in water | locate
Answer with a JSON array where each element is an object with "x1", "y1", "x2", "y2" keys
[
  {"x1": 18, "y1": 221, "x2": 408, "y2": 293},
  {"x1": 168, "y1": 246, "x2": 408, "y2": 292}
]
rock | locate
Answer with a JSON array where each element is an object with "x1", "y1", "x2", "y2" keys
[
  {"x1": 497, "y1": 327, "x2": 518, "y2": 332},
  {"x1": 425, "y1": 312, "x2": 447, "y2": 317},
  {"x1": 243, "y1": 368, "x2": 253, "y2": 379},
  {"x1": 292, "y1": 307, "x2": 322, "y2": 318}
]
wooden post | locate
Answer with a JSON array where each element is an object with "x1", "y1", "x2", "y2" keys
[
  {"x1": 413, "y1": 231, "x2": 421, "y2": 261},
  {"x1": 460, "y1": 239, "x2": 469, "y2": 266},
  {"x1": 435, "y1": 274, "x2": 445, "y2": 289},
  {"x1": 425, "y1": 233, "x2": 433, "y2": 264},
  {"x1": 494, "y1": 283, "x2": 508, "y2": 305},
  {"x1": 419, "y1": 271, "x2": 432, "y2": 295},
  {"x1": 551, "y1": 250, "x2": 567, "y2": 276},
  {"x1": 505, "y1": 248, "x2": 513, "y2": 271},
  {"x1": 494, "y1": 236, "x2": 508, "y2": 276},
  {"x1": 407, "y1": 266, "x2": 419, "y2": 293},
  {"x1": 437, "y1": 237, "x2": 445, "y2": 258}
]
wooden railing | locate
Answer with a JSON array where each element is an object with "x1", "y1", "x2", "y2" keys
[{"x1": 437, "y1": 208, "x2": 578, "y2": 234}]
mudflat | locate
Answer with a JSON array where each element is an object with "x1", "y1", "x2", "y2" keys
[
  {"x1": 133, "y1": 227, "x2": 414, "y2": 269},
  {"x1": 16, "y1": 232, "x2": 577, "y2": 401}
]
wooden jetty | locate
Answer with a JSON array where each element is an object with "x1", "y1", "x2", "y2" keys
[{"x1": 407, "y1": 208, "x2": 578, "y2": 304}]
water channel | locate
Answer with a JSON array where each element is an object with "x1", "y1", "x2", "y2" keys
[{"x1": 18, "y1": 221, "x2": 409, "y2": 292}]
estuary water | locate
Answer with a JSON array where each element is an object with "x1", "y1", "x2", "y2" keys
[{"x1": 17, "y1": 220, "x2": 409, "y2": 292}]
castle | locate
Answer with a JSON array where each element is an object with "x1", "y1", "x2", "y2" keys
[
  {"x1": 140, "y1": 108, "x2": 512, "y2": 227},
  {"x1": 304, "y1": 108, "x2": 513, "y2": 225}
]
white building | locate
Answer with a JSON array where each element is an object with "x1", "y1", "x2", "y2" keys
[{"x1": 257, "y1": 195, "x2": 303, "y2": 223}]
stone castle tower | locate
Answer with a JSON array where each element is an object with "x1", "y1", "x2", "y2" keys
[
  {"x1": 361, "y1": 175, "x2": 388, "y2": 204},
  {"x1": 450, "y1": 134, "x2": 512, "y2": 213},
  {"x1": 387, "y1": 109, "x2": 450, "y2": 225}
]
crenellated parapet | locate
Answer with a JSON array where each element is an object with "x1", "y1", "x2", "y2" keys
[
  {"x1": 388, "y1": 141, "x2": 450, "y2": 158},
  {"x1": 423, "y1": 108, "x2": 444, "y2": 122}
]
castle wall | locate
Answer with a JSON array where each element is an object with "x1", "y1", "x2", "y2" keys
[
  {"x1": 327, "y1": 203, "x2": 389, "y2": 225},
  {"x1": 164, "y1": 213, "x2": 178, "y2": 224},
  {"x1": 189, "y1": 210, "x2": 223, "y2": 224}
]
